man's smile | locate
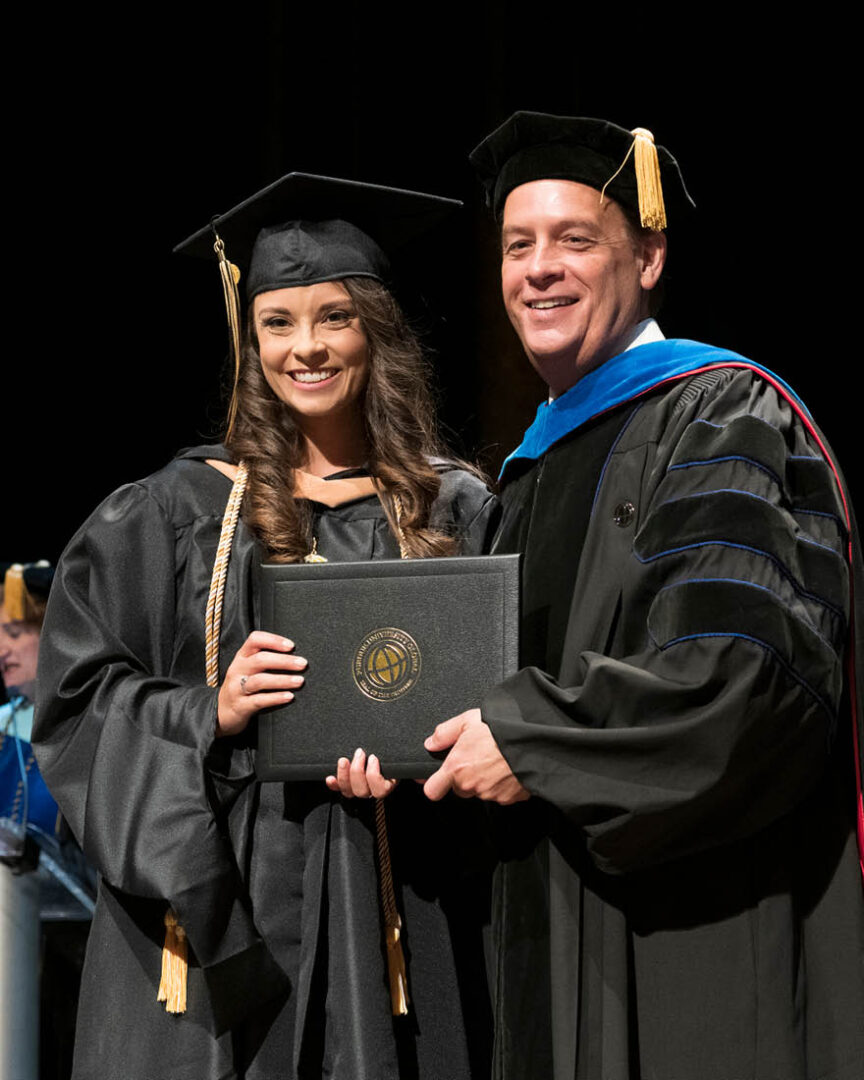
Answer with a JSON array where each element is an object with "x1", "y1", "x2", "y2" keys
[{"x1": 524, "y1": 297, "x2": 577, "y2": 310}]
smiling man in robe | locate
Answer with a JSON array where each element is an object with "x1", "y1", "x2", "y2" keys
[{"x1": 424, "y1": 112, "x2": 864, "y2": 1080}]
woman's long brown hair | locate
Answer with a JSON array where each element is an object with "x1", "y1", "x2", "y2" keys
[{"x1": 225, "y1": 277, "x2": 469, "y2": 561}]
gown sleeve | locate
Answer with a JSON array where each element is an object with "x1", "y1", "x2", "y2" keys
[
  {"x1": 32, "y1": 479, "x2": 284, "y2": 1008},
  {"x1": 483, "y1": 371, "x2": 852, "y2": 874},
  {"x1": 433, "y1": 466, "x2": 500, "y2": 556}
]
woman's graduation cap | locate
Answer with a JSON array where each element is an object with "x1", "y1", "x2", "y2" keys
[
  {"x1": 174, "y1": 173, "x2": 461, "y2": 434},
  {"x1": 175, "y1": 172, "x2": 461, "y2": 295},
  {"x1": 469, "y1": 111, "x2": 694, "y2": 228}
]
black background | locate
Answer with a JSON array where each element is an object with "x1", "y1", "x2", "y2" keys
[
  {"x1": 10, "y1": 5, "x2": 858, "y2": 563},
  {"x1": 8, "y1": 10, "x2": 857, "y2": 1075}
]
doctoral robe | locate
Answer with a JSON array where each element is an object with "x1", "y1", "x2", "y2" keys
[
  {"x1": 34, "y1": 447, "x2": 497, "y2": 1080},
  {"x1": 483, "y1": 340, "x2": 864, "y2": 1080}
]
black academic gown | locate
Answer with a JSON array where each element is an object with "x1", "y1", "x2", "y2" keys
[
  {"x1": 483, "y1": 364, "x2": 864, "y2": 1080},
  {"x1": 33, "y1": 446, "x2": 497, "y2": 1080}
]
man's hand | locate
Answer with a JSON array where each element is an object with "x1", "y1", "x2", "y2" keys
[{"x1": 423, "y1": 708, "x2": 530, "y2": 804}]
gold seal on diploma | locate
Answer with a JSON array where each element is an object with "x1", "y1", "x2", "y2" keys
[{"x1": 353, "y1": 628, "x2": 421, "y2": 701}]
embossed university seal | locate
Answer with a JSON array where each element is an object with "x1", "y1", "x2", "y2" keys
[{"x1": 353, "y1": 627, "x2": 421, "y2": 701}]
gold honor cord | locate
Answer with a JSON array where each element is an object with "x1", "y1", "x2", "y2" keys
[
  {"x1": 158, "y1": 462, "x2": 249, "y2": 1014},
  {"x1": 375, "y1": 492, "x2": 410, "y2": 1015},
  {"x1": 307, "y1": 485, "x2": 411, "y2": 1014},
  {"x1": 204, "y1": 463, "x2": 249, "y2": 687},
  {"x1": 599, "y1": 127, "x2": 667, "y2": 231}
]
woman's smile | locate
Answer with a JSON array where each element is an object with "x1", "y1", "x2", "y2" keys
[{"x1": 290, "y1": 368, "x2": 340, "y2": 385}]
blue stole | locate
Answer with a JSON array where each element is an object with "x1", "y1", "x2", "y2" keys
[{"x1": 499, "y1": 339, "x2": 805, "y2": 481}]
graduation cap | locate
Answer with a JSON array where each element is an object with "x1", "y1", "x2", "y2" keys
[
  {"x1": 175, "y1": 172, "x2": 461, "y2": 297},
  {"x1": 175, "y1": 173, "x2": 462, "y2": 435},
  {"x1": 470, "y1": 112, "x2": 694, "y2": 228},
  {"x1": 1, "y1": 561, "x2": 53, "y2": 622}
]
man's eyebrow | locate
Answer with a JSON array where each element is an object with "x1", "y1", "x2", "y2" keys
[
  {"x1": 549, "y1": 217, "x2": 601, "y2": 233},
  {"x1": 502, "y1": 217, "x2": 601, "y2": 237}
]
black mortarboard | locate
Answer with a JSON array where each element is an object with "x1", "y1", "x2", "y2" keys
[
  {"x1": 470, "y1": 112, "x2": 694, "y2": 225},
  {"x1": 174, "y1": 173, "x2": 461, "y2": 299}
]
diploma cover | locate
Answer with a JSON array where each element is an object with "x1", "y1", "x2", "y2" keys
[{"x1": 256, "y1": 554, "x2": 519, "y2": 779}]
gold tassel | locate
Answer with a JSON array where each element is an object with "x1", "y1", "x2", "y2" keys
[
  {"x1": 375, "y1": 797, "x2": 409, "y2": 1015},
  {"x1": 599, "y1": 127, "x2": 667, "y2": 231},
  {"x1": 3, "y1": 565, "x2": 26, "y2": 621},
  {"x1": 157, "y1": 908, "x2": 188, "y2": 1014},
  {"x1": 213, "y1": 231, "x2": 243, "y2": 439},
  {"x1": 631, "y1": 128, "x2": 667, "y2": 230},
  {"x1": 385, "y1": 918, "x2": 410, "y2": 1016}
]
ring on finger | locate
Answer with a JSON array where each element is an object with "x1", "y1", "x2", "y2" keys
[{"x1": 240, "y1": 674, "x2": 250, "y2": 694}]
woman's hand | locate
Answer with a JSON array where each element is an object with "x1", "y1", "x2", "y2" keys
[
  {"x1": 217, "y1": 632, "x2": 307, "y2": 737},
  {"x1": 325, "y1": 747, "x2": 396, "y2": 799}
]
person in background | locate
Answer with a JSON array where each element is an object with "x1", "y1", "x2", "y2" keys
[
  {"x1": 1, "y1": 561, "x2": 59, "y2": 860},
  {"x1": 2, "y1": 561, "x2": 94, "y2": 1080}
]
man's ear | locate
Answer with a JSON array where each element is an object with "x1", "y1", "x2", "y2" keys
[{"x1": 640, "y1": 231, "x2": 667, "y2": 291}]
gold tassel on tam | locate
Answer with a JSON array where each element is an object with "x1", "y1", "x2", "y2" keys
[
  {"x1": 375, "y1": 797, "x2": 409, "y2": 1015},
  {"x1": 157, "y1": 908, "x2": 188, "y2": 1014},
  {"x1": 213, "y1": 229, "x2": 243, "y2": 439},
  {"x1": 631, "y1": 128, "x2": 667, "y2": 230},
  {"x1": 600, "y1": 127, "x2": 667, "y2": 231},
  {"x1": 3, "y1": 565, "x2": 26, "y2": 621}
]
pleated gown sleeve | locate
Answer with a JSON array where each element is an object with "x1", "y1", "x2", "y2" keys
[{"x1": 32, "y1": 463, "x2": 287, "y2": 1032}]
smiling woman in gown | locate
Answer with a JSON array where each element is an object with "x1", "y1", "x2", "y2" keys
[{"x1": 33, "y1": 175, "x2": 496, "y2": 1080}]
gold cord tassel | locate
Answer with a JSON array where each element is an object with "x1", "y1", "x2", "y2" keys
[
  {"x1": 386, "y1": 919, "x2": 409, "y2": 1016},
  {"x1": 213, "y1": 231, "x2": 243, "y2": 438},
  {"x1": 375, "y1": 797, "x2": 409, "y2": 1015},
  {"x1": 631, "y1": 128, "x2": 667, "y2": 230},
  {"x1": 157, "y1": 909, "x2": 188, "y2": 1014}
]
